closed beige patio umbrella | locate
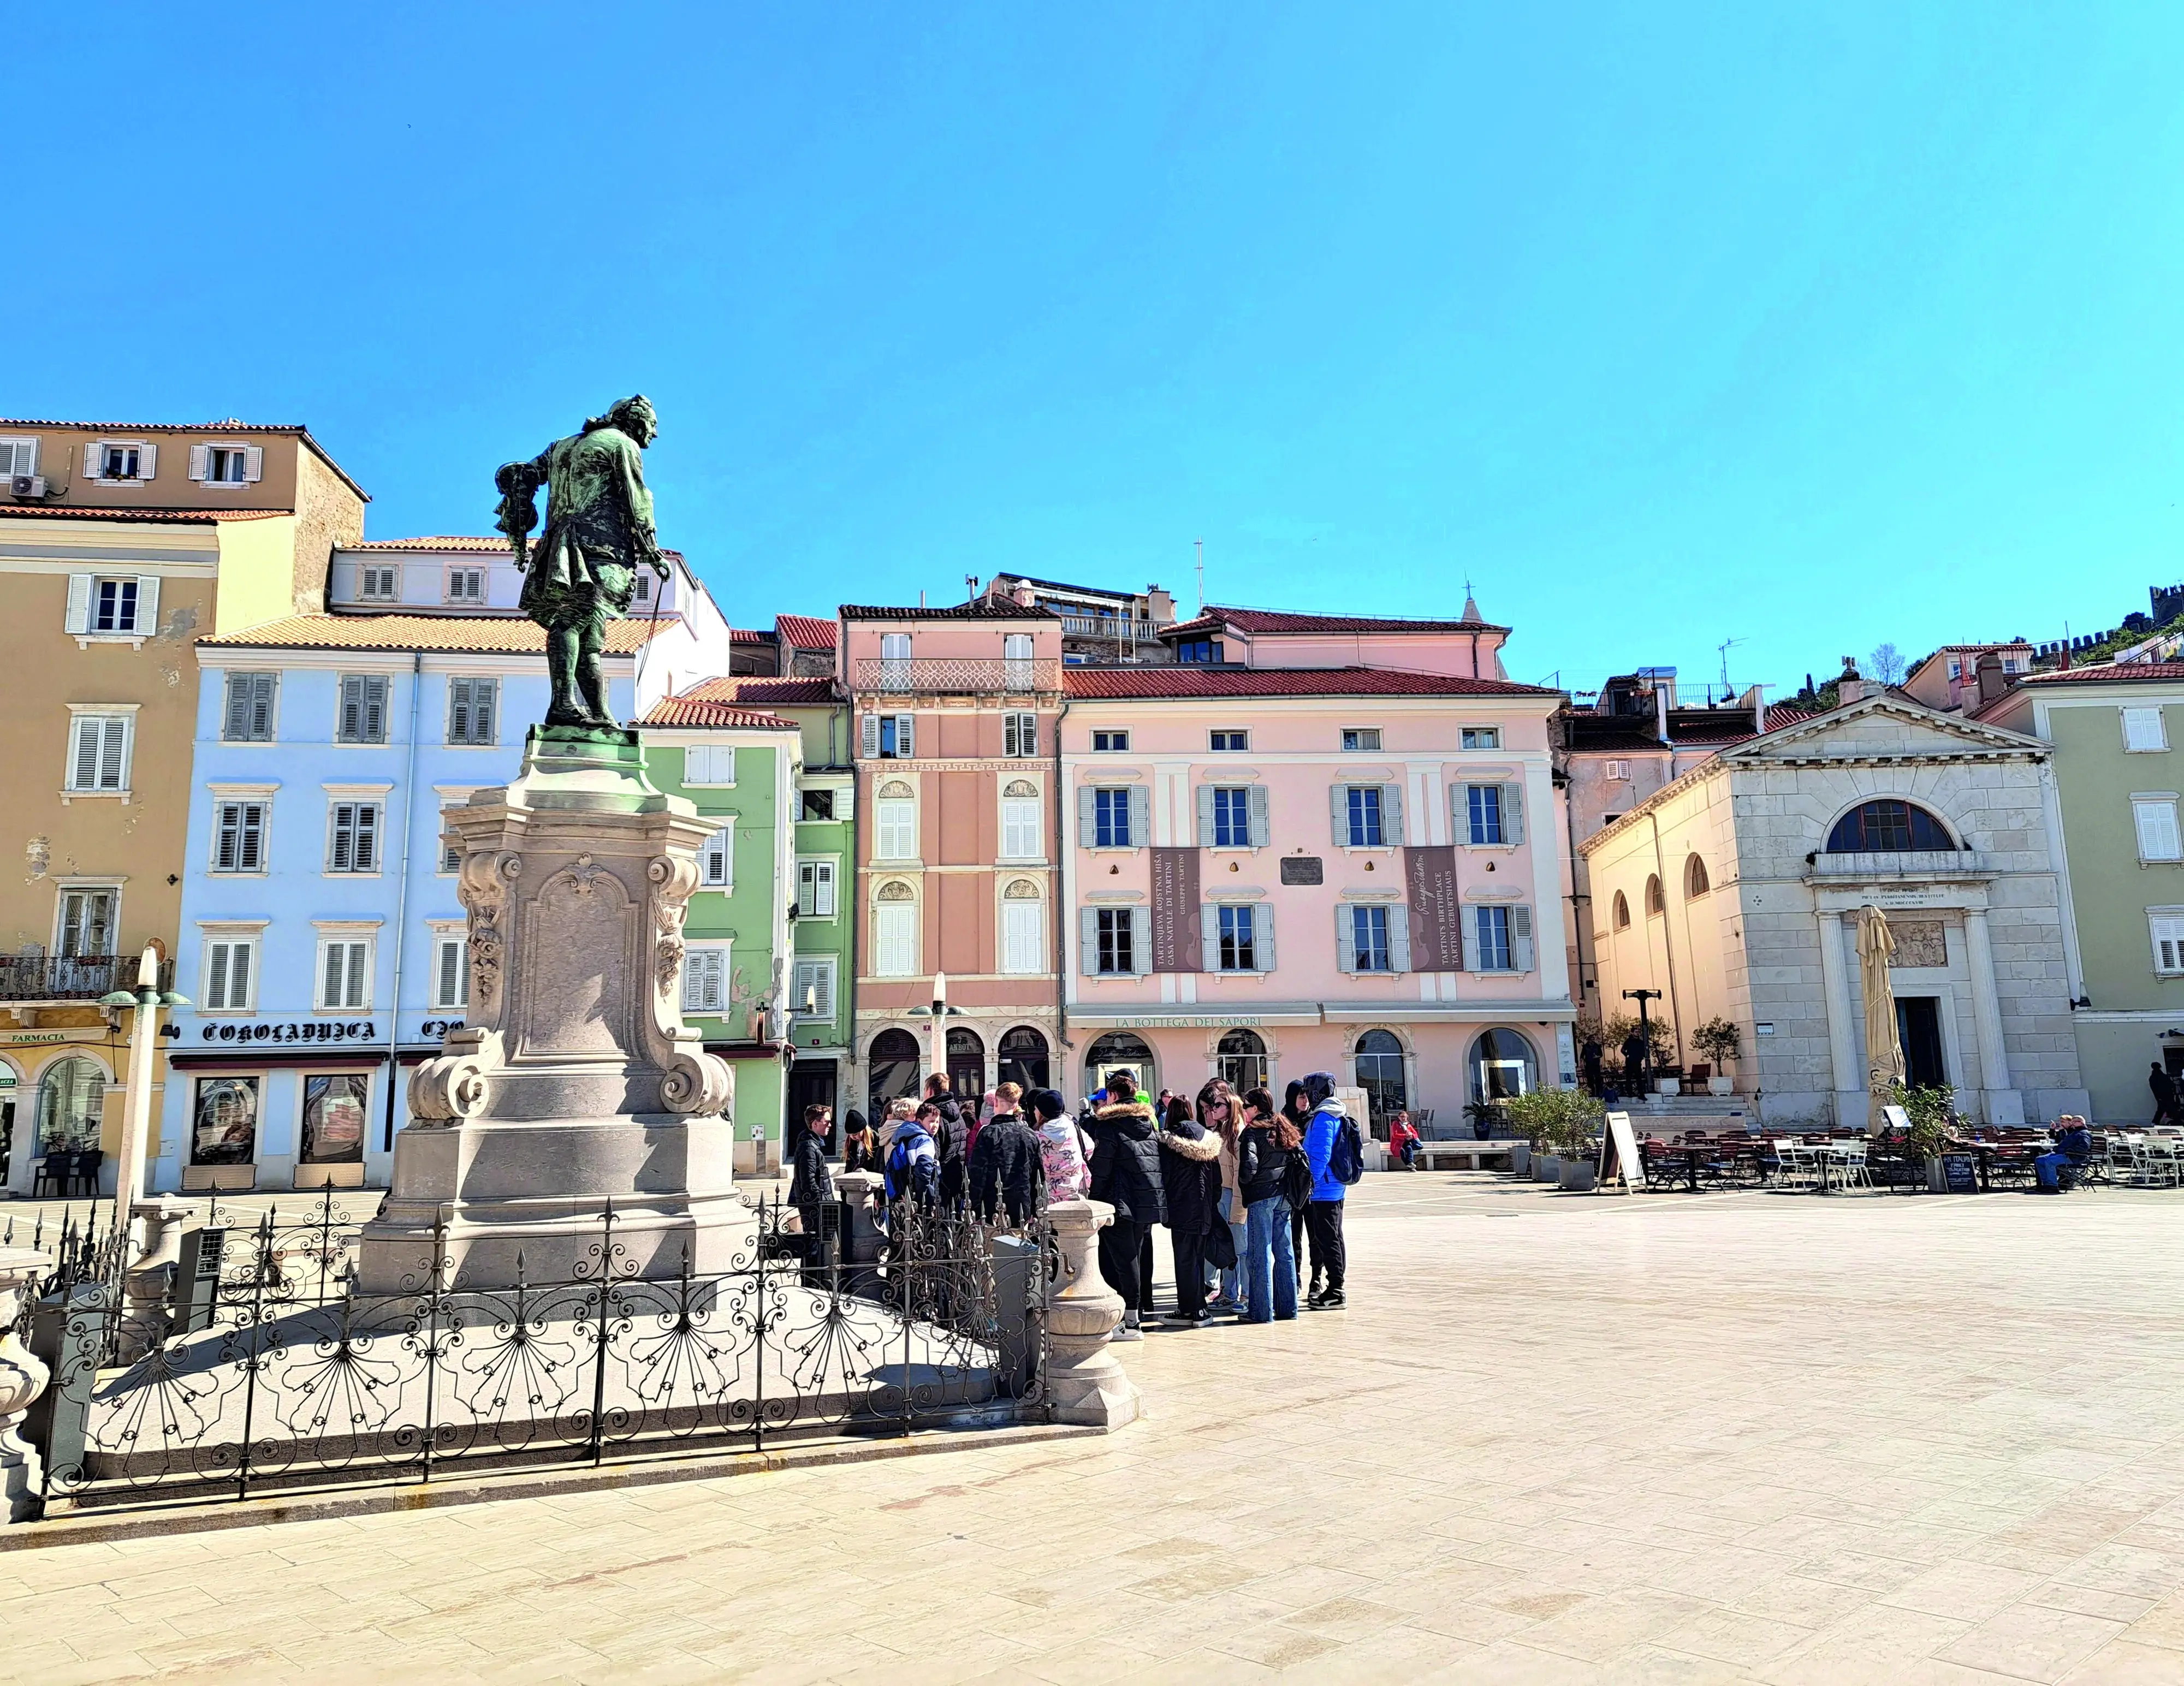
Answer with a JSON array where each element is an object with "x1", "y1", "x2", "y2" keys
[{"x1": 1855, "y1": 904, "x2": 1906, "y2": 1133}]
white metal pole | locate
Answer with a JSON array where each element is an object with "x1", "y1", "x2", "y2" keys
[{"x1": 112, "y1": 943, "x2": 161, "y2": 1236}]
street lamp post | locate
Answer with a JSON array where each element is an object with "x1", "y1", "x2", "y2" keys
[
  {"x1": 99, "y1": 943, "x2": 190, "y2": 1236},
  {"x1": 928, "y1": 971, "x2": 948, "y2": 1088},
  {"x1": 1622, "y1": 988, "x2": 1663, "y2": 1093}
]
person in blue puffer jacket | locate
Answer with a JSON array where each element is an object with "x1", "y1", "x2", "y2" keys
[{"x1": 1299, "y1": 1071, "x2": 1349, "y2": 1309}]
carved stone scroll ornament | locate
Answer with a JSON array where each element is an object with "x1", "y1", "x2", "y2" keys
[
  {"x1": 660, "y1": 1048, "x2": 734, "y2": 1117},
  {"x1": 409, "y1": 1029, "x2": 503, "y2": 1127}
]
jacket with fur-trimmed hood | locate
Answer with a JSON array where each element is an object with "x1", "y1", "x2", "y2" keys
[
  {"x1": 1085, "y1": 1100, "x2": 1166, "y2": 1226},
  {"x1": 1158, "y1": 1113, "x2": 1224, "y2": 1236}
]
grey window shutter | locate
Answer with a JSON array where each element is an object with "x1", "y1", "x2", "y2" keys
[
  {"x1": 224, "y1": 674, "x2": 251, "y2": 741},
  {"x1": 1201, "y1": 903, "x2": 1220, "y2": 967},
  {"x1": 1511, "y1": 905, "x2": 1534, "y2": 972},
  {"x1": 64, "y1": 574, "x2": 91, "y2": 635},
  {"x1": 860, "y1": 714, "x2": 880, "y2": 757},
  {"x1": 1330, "y1": 783, "x2": 1346, "y2": 845},
  {"x1": 1127, "y1": 783, "x2": 1149, "y2": 846},
  {"x1": 1503, "y1": 782, "x2": 1526, "y2": 846},
  {"x1": 1384, "y1": 783, "x2": 1404, "y2": 845},
  {"x1": 1195, "y1": 784, "x2": 1215, "y2": 847},
  {"x1": 99, "y1": 718, "x2": 126, "y2": 788},
  {"x1": 1461, "y1": 906, "x2": 1482, "y2": 972},
  {"x1": 1080, "y1": 906, "x2": 1100, "y2": 974},
  {"x1": 896, "y1": 713, "x2": 915, "y2": 757},
  {"x1": 1130, "y1": 906, "x2": 1153, "y2": 975},
  {"x1": 474, "y1": 680, "x2": 495, "y2": 745},
  {"x1": 134, "y1": 575, "x2": 159, "y2": 633},
  {"x1": 70, "y1": 717, "x2": 99, "y2": 789},
  {"x1": 448, "y1": 679, "x2": 471, "y2": 744},
  {"x1": 1390, "y1": 905, "x2": 1413, "y2": 973},
  {"x1": 1249, "y1": 784, "x2": 1271, "y2": 847},
  {"x1": 340, "y1": 676, "x2": 363, "y2": 740},
  {"x1": 364, "y1": 676, "x2": 388, "y2": 741},
  {"x1": 215, "y1": 804, "x2": 238, "y2": 870},
  {"x1": 239, "y1": 804, "x2": 263, "y2": 870},
  {"x1": 438, "y1": 940, "x2": 461, "y2": 1007},
  {"x1": 1254, "y1": 903, "x2": 1275, "y2": 971},
  {"x1": 1335, "y1": 905, "x2": 1357, "y2": 973},
  {"x1": 1077, "y1": 785, "x2": 1097, "y2": 847},
  {"x1": 251, "y1": 674, "x2": 275, "y2": 739},
  {"x1": 206, "y1": 943, "x2": 230, "y2": 1010}
]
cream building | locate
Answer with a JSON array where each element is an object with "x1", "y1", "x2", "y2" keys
[{"x1": 1583, "y1": 689, "x2": 2087, "y2": 1128}]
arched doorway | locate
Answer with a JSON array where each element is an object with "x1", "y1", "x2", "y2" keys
[
  {"x1": 867, "y1": 1028, "x2": 922, "y2": 1118},
  {"x1": 1216, "y1": 1028, "x2": 1267, "y2": 1094},
  {"x1": 1354, "y1": 1029, "x2": 1408, "y2": 1124},
  {"x1": 1084, "y1": 1031, "x2": 1154, "y2": 1099},
  {"x1": 1468, "y1": 1028, "x2": 1539, "y2": 1103},
  {"x1": 35, "y1": 1056, "x2": 105, "y2": 1160},
  {"x1": 945, "y1": 1026, "x2": 986, "y2": 1100},
  {"x1": 998, "y1": 1025, "x2": 1049, "y2": 1091}
]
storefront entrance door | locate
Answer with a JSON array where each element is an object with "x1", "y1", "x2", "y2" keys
[{"x1": 1896, "y1": 997, "x2": 1947, "y2": 1090}]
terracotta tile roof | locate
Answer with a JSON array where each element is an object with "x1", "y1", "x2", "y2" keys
[
  {"x1": 2014, "y1": 662, "x2": 2184, "y2": 685},
  {"x1": 839, "y1": 602, "x2": 1055, "y2": 621},
  {"x1": 1765, "y1": 704, "x2": 1814, "y2": 729},
  {"x1": 1063, "y1": 666, "x2": 1556, "y2": 700},
  {"x1": 775, "y1": 613, "x2": 840, "y2": 650},
  {"x1": 640, "y1": 696, "x2": 799, "y2": 730},
  {"x1": 1172, "y1": 605, "x2": 1508, "y2": 638},
  {"x1": 198, "y1": 613, "x2": 673, "y2": 653},
  {"x1": 679, "y1": 675, "x2": 840, "y2": 706},
  {"x1": 346, "y1": 535, "x2": 689, "y2": 567},
  {"x1": 0, "y1": 504, "x2": 288, "y2": 523},
  {"x1": 728, "y1": 628, "x2": 773, "y2": 645}
]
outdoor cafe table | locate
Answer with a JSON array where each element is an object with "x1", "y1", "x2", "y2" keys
[{"x1": 1651, "y1": 1140, "x2": 1751, "y2": 1192}]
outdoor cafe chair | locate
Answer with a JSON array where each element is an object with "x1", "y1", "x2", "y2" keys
[
  {"x1": 1770, "y1": 1138, "x2": 1815, "y2": 1192},
  {"x1": 2144, "y1": 1137, "x2": 2184, "y2": 1188}
]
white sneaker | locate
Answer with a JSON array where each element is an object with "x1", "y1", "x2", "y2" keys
[{"x1": 1112, "y1": 1321, "x2": 1143, "y2": 1343}]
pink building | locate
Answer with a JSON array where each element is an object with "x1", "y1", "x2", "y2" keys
[{"x1": 1059, "y1": 642, "x2": 1574, "y2": 1127}]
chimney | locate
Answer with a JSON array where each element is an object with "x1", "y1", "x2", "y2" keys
[
  {"x1": 1012, "y1": 582, "x2": 1036, "y2": 609},
  {"x1": 1975, "y1": 652, "x2": 2007, "y2": 705},
  {"x1": 1836, "y1": 657, "x2": 1864, "y2": 707},
  {"x1": 1144, "y1": 585, "x2": 1175, "y2": 627}
]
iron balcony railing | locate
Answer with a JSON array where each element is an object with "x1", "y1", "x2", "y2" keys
[
  {"x1": 0, "y1": 953, "x2": 169, "y2": 1003},
  {"x1": 854, "y1": 657, "x2": 1061, "y2": 696}
]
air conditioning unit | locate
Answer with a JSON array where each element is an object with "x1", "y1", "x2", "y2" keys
[{"x1": 10, "y1": 475, "x2": 44, "y2": 498}]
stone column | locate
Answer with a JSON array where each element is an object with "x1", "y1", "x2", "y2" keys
[
  {"x1": 1962, "y1": 907, "x2": 2022, "y2": 1124},
  {"x1": 116, "y1": 1196, "x2": 198, "y2": 1364},
  {"x1": 1042, "y1": 1198, "x2": 1140, "y2": 1429},
  {"x1": 1815, "y1": 909, "x2": 1863, "y2": 1125},
  {"x1": 0, "y1": 1248, "x2": 51, "y2": 1523}
]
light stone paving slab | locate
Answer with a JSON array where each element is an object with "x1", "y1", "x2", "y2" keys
[{"x1": 10, "y1": 1174, "x2": 2184, "y2": 1682}]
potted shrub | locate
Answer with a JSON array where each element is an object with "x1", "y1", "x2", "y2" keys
[
  {"x1": 1894, "y1": 1083, "x2": 1960, "y2": 1190},
  {"x1": 1505, "y1": 1088, "x2": 1606, "y2": 1192},
  {"x1": 1693, "y1": 1018, "x2": 1742, "y2": 1096}
]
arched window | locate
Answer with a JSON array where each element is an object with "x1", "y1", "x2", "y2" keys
[
  {"x1": 1685, "y1": 854, "x2": 1711, "y2": 898},
  {"x1": 873, "y1": 880, "x2": 918, "y2": 977},
  {"x1": 945, "y1": 1026, "x2": 986, "y2": 1098},
  {"x1": 1612, "y1": 891, "x2": 1631, "y2": 930},
  {"x1": 1645, "y1": 874, "x2": 1664, "y2": 916},
  {"x1": 1826, "y1": 800, "x2": 1954, "y2": 852},
  {"x1": 999, "y1": 1025, "x2": 1050, "y2": 1090},
  {"x1": 35, "y1": 1056, "x2": 105, "y2": 1156},
  {"x1": 1354, "y1": 1029, "x2": 1408, "y2": 1123},
  {"x1": 867, "y1": 1028, "x2": 922, "y2": 1117},
  {"x1": 1085, "y1": 1031, "x2": 1154, "y2": 1097},
  {"x1": 1468, "y1": 1028, "x2": 1539, "y2": 1105},
  {"x1": 1216, "y1": 1028, "x2": 1267, "y2": 1094}
]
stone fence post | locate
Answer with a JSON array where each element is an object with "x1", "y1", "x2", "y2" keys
[
  {"x1": 1042, "y1": 1198, "x2": 1140, "y2": 1429},
  {"x1": 0, "y1": 1248, "x2": 51, "y2": 1523}
]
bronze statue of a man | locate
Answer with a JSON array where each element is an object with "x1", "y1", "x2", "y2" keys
[{"x1": 494, "y1": 395, "x2": 668, "y2": 731}]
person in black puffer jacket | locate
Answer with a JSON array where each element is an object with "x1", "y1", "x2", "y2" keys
[
  {"x1": 1236, "y1": 1087, "x2": 1301, "y2": 1323},
  {"x1": 1085, "y1": 1070, "x2": 1165, "y2": 1339},
  {"x1": 968, "y1": 1082, "x2": 1043, "y2": 1226},
  {"x1": 925, "y1": 1074, "x2": 971, "y2": 1209},
  {"x1": 1158, "y1": 1095, "x2": 1223, "y2": 1325},
  {"x1": 788, "y1": 1103, "x2": 836, "y2": 1287}
]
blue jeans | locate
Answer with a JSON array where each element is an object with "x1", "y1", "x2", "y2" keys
[
  {"x1": 2034, "y1": 1151, "x2": 2079, "y2": 1191},
  {"x1": 1216, "y1": 1189, "x2": 1249, "y2": 1304},
  {"x1": 1245, "y1": 1196, "x2": 1298, "y2": 1322}
]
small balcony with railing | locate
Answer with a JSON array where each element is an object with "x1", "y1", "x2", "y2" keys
[
  {"x1": 1806, "y1": 848, "x2": 1987, "y2": 881},
  {"x1": 853, "y1": 657, "x2": 1062, "y2": 697},
  {"x1": 0, "y1": 952, "x2": 171, "y2": 1007}
]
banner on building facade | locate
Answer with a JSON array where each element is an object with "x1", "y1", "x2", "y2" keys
[
  {"x1": 1150, "y1": 846, "x2": 1202, "y2": 972},
  {"x1": 1404, "y1": 845, "x2": 1462, "y2": 970}
]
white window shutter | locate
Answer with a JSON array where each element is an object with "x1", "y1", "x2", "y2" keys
[
  {"x1": 1512, "y1": 906, "x2": 1535, "y2": 972},
  {"x1": 1127, "y1": 783, "x2": 1149, "y2": 846},
  {"x1": 438, "y1": 940, "x2": 460, "y2": 1008},
  {"x1": 860, "y1": 714, "x2": 880, "y2": 758},
  {"x1": 1390, "y1": 904, "x2": 1413, "y2": 973},
  {"x1": 1335, "y1": 906, "x2": 1357, "y2": 973},
  {"x1": 1249, "y1": 785, "x2": 1271, "y2": 847},
  {"x1": 136, "y1": 442, "x2": 157, "y2": 480},
  {"x1": 1461, "y1": 907, "x2": 1482, "y2": 972},
  {"x1": 188, "y1": 444, "x2": 209, "y2": 482},
  {"x1": 1077, "y1": 786, "x2": 1097, "y2": 847},
  {"x1": 1130, "y1": 906, "x2": 1153, "y2": 975},
  {"x1": 229, "y1": 942, "x2": 252, "y2": 1008},
  {"x1": 1330, "y1": 784, "x2": 1346, "y2": 845},
  {"x1": 896, "y1": 714, "x2": 915, "y2": 757},
  {"x1": 70, "y1": 716, "x2": 99, "y2": 789},
  {"x1": 99, "y1": 718, "x2": 127, "y2": 789},
  {"x1": 64, "y1": 574, "x2": 92, "y2": 635},
  {"x1": 134, "y1": 575, "x2": 159, "y2": 633},
  {"x1": 87, "y1": 444, "x2": 104, "y2": 479},
  {"x1": 1503, "y1": 782, "x2": 1526, "y2": 846},
  {"x1": 1201, "y1": 903, "x2": 1220, "y2": 967},
  {"x1": 1384, "y1": 783, "x2": 1405, "y2": 845},
  {"x1": 1194, "y1": 784, "x2": 1215, "y2": 847},
  {"x1": 244, "y1": 445, "x2": 264, "y2": 483},
  {"x1": 1253, "y1": 903, "x2": 1275, "y2": 970},
  {"x1": 1080, "y1": 906, "x2": 1100, "y2": 975},
  {"x1": 1020, "y1": 713, "x2": 1037, "y2": 757}
]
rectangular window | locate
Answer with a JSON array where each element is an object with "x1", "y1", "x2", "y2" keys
[
  {"x1": 93, "y1": 578, "x2": 140, "y2": 633},
  {"x1": 1349, "y1": 905, "x2": 1391, "y2": 972},
  {"x1": 800, "y1": 787, "x2": 835, "y2": 821},
  {"x1": 1210, "y1": 787, "x2": 1252, "y2": 848},
  {"x1": 222, "y1": 672, "x2": 277, "y2": 742},
  {"x1": 876, "y1": 797, "x2": 917, "y2": 859},
  {"x1": 791, "y1": 957, "x2": 836, "y2": 1022},
  {"x1": 98, "y1": 442, "x2": 143, "y2": 480},
  {"x1": 1001, "y1": 796, "x2": 1041, "y2": 859},
  {"x1": 1176, "y1": 638, "x2": 1222, "y2": 664},
  {"x1": 66, "y1": 714, "x2": 132, "y2": 792},
  {"x1": 2124, "y1": 708, "x2": 2169, "y2": 752},
  {"x1": 190, "y1": 1076, "x2": 257, "y2": 1168},
  {"x1": 205, "y1": 446, "x2": 249, "y2": 485},
  {"x1": 446, "y1": 567, "x2": 486, "y2": 604},
  {"x1": 1210, "y1": 729, "x2": 1249, "y2": 752},
  {"x1": 1094, "y1": 788, "x2": 1132, "y2": 848},
  {"x1": 336, "y1": 674, "x2": 390, "y2": 744},
  {"x1": 212, "y1": 800, "x2": 267, "y2": 872},
  {"x1": 0, "y1": 438, "x2": 38, "y2": 478},
  {"x1": 1216, "y1": 905, "x2": 1259, "y2": 971},
  {"x1": 877, "y1": 632, "x2": 912, "y2": 690},
  {"x1": 359, "y1": 565, "x2": 400, "y2": 602},
  {"x1": 1467, "y1": 783, "x2": 1505, "y2": 845},
  {"x1": 447, "y1": 678, "x2": 497, "y2": 746},
  {"x1": 1344, "y1": 785, "x2": 1385, "y2": 847},
  {"x1": 699, "y1": 825, "x2": 733, "y2": 888},
  {"x1": 874, "y1": 903, "x2": 918, "y2": 976},
  {"x1": 796, "y1": 858, "x2": 836, "y2": 917},
  {"x1": 684, "y1": 744, "x2": 735, "y2": 785},
  {"x1": 56, "y1": 888, "x2": 117, "y2": 958},
  {"x1": 318, "y1": 939, "x2": 373, "y2": 1010},
  {"x1": 1341, "y1": 728, "x2": 1382, "y2": 752},
  {"x1": 1603, "y1": 760, "x2": 1629, "y2": 781},
  {"x1": 1474, "y1": 905, "x2": 1513, "y2": 972},
  {"x1": 2135, "y1": 799, "x2": 2182, "y2": 863},
  {"x1": 1093, "y1": 729, "x2": 1130, "y2": 752},
  {"x1": 1002, "y1": 899, "x2": 1044, "y2": 974},
  {"x1": 862, "y1": 713, "x2": 917, "y2": 758},
  {"x1": 327, "y1": 802, "x2": 381, "y2": 874},
  {"x1": 1003, "y1": 633, "x2": 1036, "y2": 691},
  {"x1": 1002, "y1": 711, "x2": 1038, "y2": 758},
  {"x1": 1461, "y1": 726, "x2": 1501, "y2": 751},
  {"x1": 300, "y1": 1073, "x2": 369, "y2": 1165},
  {"x1": 1095, "y1": 907, "x2": 1136, "y2": 975},
  {"x1": 433, "y1": 935, "x2": 470, "y2": 1009},
  {"x1": 633, "y1": 571, "x2": 652, "y2": 604},
  {"x1": 201, "y1": 937, "x2": 257, "y2": 1012},
  {"x1": 682, "y1": 946, "x2": 729, "y2": 1013},
  {"x1": 2154, "y1": 916, "x2": 2184, "y2": 975}
]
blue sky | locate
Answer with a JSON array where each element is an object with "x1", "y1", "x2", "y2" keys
[{"x1": 11, "y1": 5, "x2": 2182, "y2": 700}]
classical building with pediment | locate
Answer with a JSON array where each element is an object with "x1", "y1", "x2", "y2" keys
[{"x1": 1582, "y1": 685, "x2": 2088, "y2": 1129}]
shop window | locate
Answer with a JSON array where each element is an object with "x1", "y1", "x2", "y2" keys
[
  {"x1": 300, "y1": 1073, "x2": 369, "y2": 1165},
  {"x1": 189, "y1": 1075, "x2": 259, "y2": 1167}
]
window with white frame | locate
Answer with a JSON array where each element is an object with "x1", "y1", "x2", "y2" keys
[
  {"x1": 188, "y1": 442, "x2": 260, "y2": 485},
  {"x1": 1092, "y1": 729, "x2": 1130, "y2": 753},
  {"x1": 873, "y1": 885, "x2": 918, "y2": 976},
  {"x1": 2135, "y1": 798, "x2": 2182, "y2": 863},
  {"x1": 0, "y1": 438, "x2": 38, "y2": 478},
  {"x1": 683, "y1": 744, "x2": 735, "y2": 785},
  {"x1": 1002, "y1": 881, "x2": 1044, "y2": 974},
  {"x1": 1003, "y1": 632, "x2": 1036, "y2": 690},
  {"x1": 796, "y1": 858, "x2": 836, "y2": 918},
  {"x1": 1083, "y1": 786, "x2": 1146, "y2": 848},
  {"x1": 699, "y1": 825, "x2": 733, "y2": 888},
  {"x1": 211, "y1": 799, "x2": 268, "y2": 873},
  {"x1": 1201, "y1": 786, "x2": 1262, "y2": 848},
  {"x1": 359, "y1": 565, "x2": 400, "y2": 602},
  {"x1": 432, "y1": 934, "x2": 470, "y2": 1010},
  {"x1": 876, "y1": 786, "x2": 917, "y2": 859},
  {"x1": 1002, "y1": 711, "x2": 1038, "y2": 758},
  {"x1": 1464, "y1": 904, "x2": 1535, "y2": 973},
  {"x1": 1462, "y1": 781, "x2": 1527, "y2": 846},
  {"x1": 800, "y1": 787, "x2": 836, "y2": 821},
  {"x1": 1206, "y1": 903, "x2": 1271, "y2": 972},
  {"x1": 317, "y1": 937, "x2": 374, "y2": 1010},
  {"x1": 446, "y1": 567, "x2": 486, "y2": 604},
  {"x1": 200, "y1": 935, "x2": 258, "y2": 1012},
  {"x1": 2124, "y1": 708, "x2": 2169, "y2": 752},
  {"x1": 447, "y1": 678, "x2": 497, "y2": 746},
  {"x1": 1086, "y1": 906, "x2": 1144, "y2": 976},
  {"x1": 336, "y1": 674, "x2": 390, "y2": 744},
  {"x1": 91, "y1": 440, "x2": 151, "y2": 481},
  {"x1": 791, "y1": 957, "x2": 835, "y2": 1022},
  {"x1": 93, "y1": 578, "x2": 139, "y2": 633},
  {"x1": 222, "y1": 672, "x2": 277, "y2": 742},
  {"x1": 1461, "y1": 726, "x2": 1502, "y2": 750},
  {"x1": 862, "y1": 713, "x2": 916, "y2": 758},
  {"x1": 1001, "y1": 780, "x2": 1041, "y2": 859},
  {"x1": 1603, "y1": 759, "x2": 1630, "y2": 781},
  {"x1": 62, "y1": 574, "x2": 157, "y2": 638},
  {"x1": 1209, "y1": 729, "x2": 1249, "y2": 752},
  {"x1": 1337, "y1": 783, "x2": 1398, "y2": 847},
  {"x1": 1341, "y1": 727, "x2": 1382, "y2": 752},
  {"x1": 632, "y1": 570, "x2": 652, "y2": 604},
  {"x1": 327, "y1": 801, "x2": 382, "y2": 874},
  {"x1": 682, "y1": 945, "x2": 731, "y2": 1014},
  {"x1": 65, "y1": 713, "x2": 132, "y2": 793},
  {"x1": 56, "y1": 887, "x2": 118, "y2": 958},
  {"x1": 2153, "y1": 915, "x2": 2184, "y2": 975},
  {"x1": 1339, "y1": 904, "x2": 1405, "y2": 973}
]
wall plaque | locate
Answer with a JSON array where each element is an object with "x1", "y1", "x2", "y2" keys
[
  {"x1": 1150, "y1": 846, "x2": 1202, "y2": 972},
  {"x1": 1280, "y1": 856, "x2": 1324, "y2": 886},
  {"x1": 1890, "y1": 919, "x2": 1948, "y2": 969},
  {"x1": 1403, "y1": 845, "x2": 1462, "y2": 970}
]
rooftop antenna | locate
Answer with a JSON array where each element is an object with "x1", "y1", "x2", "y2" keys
[
  {"x1": 1717, "y1": 636, "x2": 1746, "y2": 700},
  {"x1": 1194, "y1": 538, "x2": 1204, "y2": 616},
  {"x1": 965, "y1": 573, "x2": 979, "y2": 603}
]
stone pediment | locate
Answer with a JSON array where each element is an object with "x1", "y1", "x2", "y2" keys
[{"x1": 1722, "y1": 693, "x2": 2044, "y2": 765}]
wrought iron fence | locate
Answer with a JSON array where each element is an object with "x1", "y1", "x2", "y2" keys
[{"x1": 32, "y1": 1191, "x2": 1051, "y2": 1510}]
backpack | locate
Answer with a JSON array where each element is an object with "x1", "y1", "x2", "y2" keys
[
  {"x1": 1329, "y1": 1114, "x2": 1366, "y2": 1186},
  {"x1": 1280, "y1": 1147, "x2": 1316, "y2": 1214}
]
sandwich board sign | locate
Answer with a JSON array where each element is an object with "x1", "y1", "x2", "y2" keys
[{"x1": 1597, "y1": 1110, "x2": 1643, "y2": 1192}]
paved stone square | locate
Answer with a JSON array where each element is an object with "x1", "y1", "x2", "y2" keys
[{"x1": 8, "y1": 1173, "x2": 2184, "y2": 1683}]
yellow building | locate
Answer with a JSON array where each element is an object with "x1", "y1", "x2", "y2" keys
[{"x1": 0, "y1": 419, "x2": 366, "y2": 1200}]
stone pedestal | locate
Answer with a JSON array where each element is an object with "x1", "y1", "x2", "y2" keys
[
  {"x1": 0, "y1": 1248, "x2": 50, "y2": 1523},
  {"x1": 116, "y1": 1195, "x2": 198, "y2": 1364},
  {"x1": 1043, "y1": 1199, "x2": 1140, "y2": 1429},
  {"x1": 356, "y1": 729, "x2": 743, "y2": 1294}
]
